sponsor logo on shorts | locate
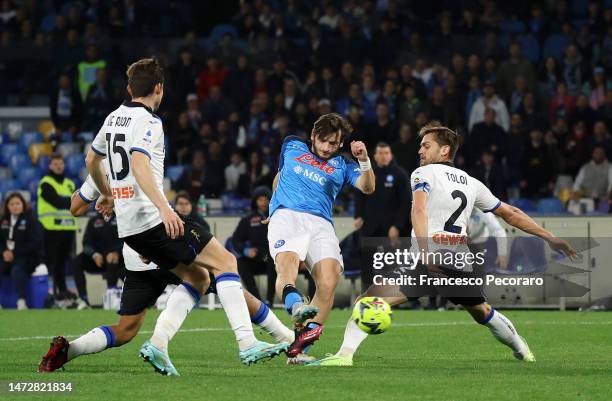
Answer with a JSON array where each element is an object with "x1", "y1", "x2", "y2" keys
[
  {"x1": 274, "y1": 239, "x2": 285, "y2": 248},
  {"x1": 191, "y1": 229, "x2": 201, "y2": 243}
]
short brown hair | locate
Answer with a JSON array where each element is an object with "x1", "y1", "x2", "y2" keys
[
  {"x1": 126, "y1": 58, "x2": 165, "y2": 98},
  {"x1": 312, "y1": 113, "x2": 353, "y2": 143},
  {"x1": 50, "y1": 152, "x2": 63, "y2": 161},
  {"x1": 418, "y1": 121, "x2": 459, "y2": 160}
]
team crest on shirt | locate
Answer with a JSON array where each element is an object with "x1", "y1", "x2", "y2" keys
[
  {"x1": 413, "y1": 177, "x2": 420, "y2": 183},
  {"x1": 385, "y1": 174, "x2": 394, "y2": 187},
  {"x1": 143, "y1": 130, "x2": 152, "y2": 143},
  {"x1": 293, "y1": 165, "x2": 303, "y2": 174},
  {"x1": 274, "y1": 240, "x2": 285, "y2": 248}
]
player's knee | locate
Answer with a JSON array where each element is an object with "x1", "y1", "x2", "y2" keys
[{"x1": 275, "y1": 253, "x2": 300, "y2": 273}]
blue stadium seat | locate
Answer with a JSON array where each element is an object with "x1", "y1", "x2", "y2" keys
[
  {"x1": 506, "y1": 237, "x2": 548, "y2": 274},
  {"x1": 38, "y1": 155, "x2": 50, "y2": 171},
  {"x1": 0, "y1": 132, "x2": 9, "y2": 145},
  {"x1": 518, "y1": 35, "x2": 540, "y2": 64},
  {"x1": 509, "y1": 198, "x2": 536, "y2": 212},
  {"x1": 16, "y1": 167, "x2": 41, "y2": 188},
  {"x1": 60, "y1": 132, "x2": 73, "y2": 143},
  {"x1": 77, "y1": 132, "x2": 94, "y2": 143},
  {"x1": 0, "y1": 179, "x2": 19, "y2": 197},
  {"x1": 28, "y1": 179, "x2": 39, "y2": 200},
  {"x1": 537, "y1": 198, "x2": 564, "y2": 214},
  {"x1": 165, "y1": 165, "x2": 185, "y2": 183},
  {"x1": 0, "y1": 167, "x2": 11, "y2": 179},
  {"x1": 543, "y1": 34, "x2": 571, "y2": 61},
  {"x1": 9, "y1": 154, "x2": 32, "y2": 171},
  {"x1": 500, "y1": 20, "x2": 526, "y2": 35},
  {"x1": 0, "y1": 143, "x2": 19, "y2": 166},
  {"x1": 20, "y1": 132, "x2": 43, "y2": 150},
  {"x1": 65, "y1": 154, "x2": 85, "y2": 177},
  {"x1": 571, "y1": 0, "x2": 589, "y2": 18}
]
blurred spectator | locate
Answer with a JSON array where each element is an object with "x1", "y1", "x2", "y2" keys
[
  {"x1": 548, "y1": 82, "x2": 575, "y2": 122},
  {"x1": 572, "y1": 146, "x2": 612, "y2": 202},
  {"x1": 223, "y1": 55, "x2": 253, "y2": 115},
  {"x1": 170, "y1": 111, "x2": 195, "y2": 164},
  {"x1": 472, "y1": 151, "x2": 506, "y2": 201},
  {"x1": 77, "y1": 44, "x2": 106, "y2": 100},
  {"x1": 0, "y1": 192, "x2": 43, "y2": 310},
  {"x1": 231, "y1": 187, "x2": 275, "y2": 305},
  {"x1": 562, "y1": 121, "x2": 590, "y2": 177},
  {"x1": 398, "y1": 83, "x2": 421, "y2": 123},
  {"x1": 50, "y1": 74, "x2": 82, "y2": 134},
  {"x1": 509, "y1": 75, "x2": 528, "y2": 114},
  {"x1": 174, "y1": 191, "x2": 210, "y2": 232},
  {"x1": 470, "y1": 107, "x2": 507, "y2": 161},
  {"x1": 497, "y1": 42, "x2": 536, "y2": 101},
  {"x1": 225, "y1": 151, "x2": 247, "y2": 192},
  {"x1": 538, "y1": 57, "x2": 561, "y2": 100},
  {"x1": 505, "y1": 113, "x2": 526, "y2": 188},
  {"x1": 170, "y1": 48, "x2": 198, "y2": 111},
  {"x1": 424, "y1": 85, "x2": 460, "y2": 129},
  {"x1": 399, "y1": 63, "x2": 426, "y2": 100},
  {"x1": 520, "y1": 129, "x2": 554, "y2": 199},
  {"x1": 206, "y1": 142, "x2": 227, "y2": 198},
  {"x1": 177, "y1": 150, "x2": 210, "y2": 200},
  {"x1": 365, "y1": 102, "x2": 395, "y2": 150},
  {"x1": 584, "y1": 67, "x2": 609, "y2": 110},
  {"x1": 591, "y1": 121, "x2": 612, "y2": 159},
  {"x1": 201, "y1": 85, "x2": 233, "y2": 127},
  {"x1": 37, "y1": 154, "x2": 76, "y2": 301},
  {"x1": 238, "y1": 150, "x2": 272, "y2": 197},
  {"x1": 84, "y1": 68, "x2": 114, "y2": 131},
  {"x1": 185, "y1": 93, "x2": 202, "y2": 131},
  {"x1": 520, "y1": 92, "x2": 547, "y2": 133},
  {"x1": 73, "y1": 212, "x2": 124, "y2": 309},
  {"x1": 468, "y1": 80, "x2": 510, "y2": 132},
  {"x1": 197, "y1": 55, "x2": 227, "y2": 100},
  {"x1": 392, "y1": 123, "x2": 419, "y2": 173},
  {"x1": 571, "y1": 94, "x2": 599, "y2": 131},
  {"x1": 562, "y1": 43, "x2": 585, "y2": 96}
]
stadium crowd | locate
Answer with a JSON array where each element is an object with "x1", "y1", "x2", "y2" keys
[{"x1": 1, "y1": 0, "x2": 612, "y2": 307}]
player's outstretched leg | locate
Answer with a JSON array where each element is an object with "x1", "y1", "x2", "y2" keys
[
  {"x1": 465, "y1": 303, "x2": 535, "y2": 362},
  {"x1": 275, "y1": 252, "x2": 319, "y2": 327},
  {"x1": 194, "y1": 238, "x2": 288, "y2": 365},
  {"x1": 39, "y1": 313, "x2": 145, "y2": 372},
  {"x1": 308, "y1": 290, "x2": 407, "y2": 367},
  {"x1": 141, "y1": 265, "x2": 210, "y2": 376}
]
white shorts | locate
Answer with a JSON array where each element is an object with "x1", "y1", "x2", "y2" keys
[{"x1": 268, "y1": 208, "x2": 343, "y2": 273}]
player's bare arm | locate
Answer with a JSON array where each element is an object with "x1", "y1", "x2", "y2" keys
[
  {"x1": 85, "y1": 149, "x2": 114, "y2": 218},
  {"x1": 411, "y1": 190, "x2": 429, "y2": 254},
  {"x1": 132, "y1": 152, "x2": 184, "y2": 239},
  {"x1": 352, "y1": 141, "x2": 375, "y2": 194},
  {"x1": 70, "y1": 191, "x2": 90, "y2": 217},
  {"x1": 494, "y1": 203, "x2": 577, "y2": 259},
  {"x1": 272, "y1": 171, "x2": 280, "y2": 192}
]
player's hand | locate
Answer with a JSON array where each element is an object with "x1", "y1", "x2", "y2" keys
[
  {"x1": 92, "y1": 252, "x2": 104, "y2": 268},
  {"x1": 160, "y1": 205, "x2": 184, "y2": 239},
  {"x1": 95, "y1": 195, "x2": 114, "y2": 220},
  {"x1": 139, "y1": 255, "x2": 151, "y2": 264},
  {"x1": 547, "y1": 237, "x2": 577, "y2": 260},
  {"x1": 354, "y1": 217, "x2": 364, "y2": 230},
  {"x1": 106, "y1": 252, "x2": 119, "y2": 264},
  {"x1": 261, "y1": 217, "x2": 270, "y2": 224},
  {"x1": 350, "y1": 141, "x2": 368, "y2": 161},
  {"x1": 496, "y1": 255, "x2": 508, "y2": 269}
]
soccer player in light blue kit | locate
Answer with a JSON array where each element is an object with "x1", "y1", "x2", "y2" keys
[{"x1": 267, "y1": 113, "x2": 375, "y2": 363}]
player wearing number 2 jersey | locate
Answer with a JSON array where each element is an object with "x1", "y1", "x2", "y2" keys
[
  {"x1": 310, "y1": 122, "x2": 577, "y2": 367},
  {"x1": 85, "y1": 58, "x2": 288, "y2": 369}
]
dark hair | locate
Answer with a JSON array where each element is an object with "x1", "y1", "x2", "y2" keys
[
  {"x1": 50, "y1": 152, "x2": 63, "y2": 161},
  {"x1": 126, "y1": 58, "x2": 165, "y2": 98},
  {"x1": 175, "y1": 191, "x2": 192, "y2": 204},
  {"x1": 2, "y1": 192, "x2": 29, "y2": 219},
  {"x1": 418, "y1": 121, "x2": 459, "y2": 160},
  {"x1": 376, "y1": 141, "x2": 391, "y2": 149},
  {"x1": 312, "y1": 113, "x2": 353, "y2": 143}
]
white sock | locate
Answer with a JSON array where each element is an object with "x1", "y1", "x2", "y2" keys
[
  {"x1": 150, "y1": 283, "x2": 198, "y2": 353},
  {"x1": 251, "y1": 302, "x2": 294, "y2": 343},
  {"x1": 338, "y1": 319, "x2": 368, "y2": 356},
  {"x1": 216, "y1": 273, "x2": 257, "y2": 351},
  {"x1": 481, "y1": 309, "x2": 526, "y2": 353},
  {"x1": 67, "y1": 326, "x2": 113, "y2": 361}
]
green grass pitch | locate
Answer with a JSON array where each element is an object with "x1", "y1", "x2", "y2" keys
[{"x1": 1, "y1": 309, "x2": 611, "y2": 401}]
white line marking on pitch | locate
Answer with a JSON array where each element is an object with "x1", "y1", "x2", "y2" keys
[{"x1": 1, "y1": 320, "x2": 611, "y2": 342}]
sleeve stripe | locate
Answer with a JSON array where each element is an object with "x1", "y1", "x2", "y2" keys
[
  {"x1": 130, "y1": 147, "x2": 152, "y2": 159},
  {"x1": 91, "y1": 146, "x2": 106, "y2": 156},
  {"x1": 483, "y1": 200, "x2": 501, "y2": 213},
  {"x1": 413, "y1": 182, "x2": 431, "y2": 192},
  {"x1": 78, "y1": 190, "x2": 94, "y2": 203}
]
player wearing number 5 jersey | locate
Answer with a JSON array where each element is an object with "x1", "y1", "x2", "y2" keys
[
  {"x1": 310, "y1": 122, "x2": 577, "y2": 366},
  {"x1": 85, "y1": 58, "x2": 288, "y2": 367}
]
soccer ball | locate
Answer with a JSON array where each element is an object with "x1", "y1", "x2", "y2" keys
[{"x1": 351, "y1": 297, "x2": 393, "y2": 335}]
